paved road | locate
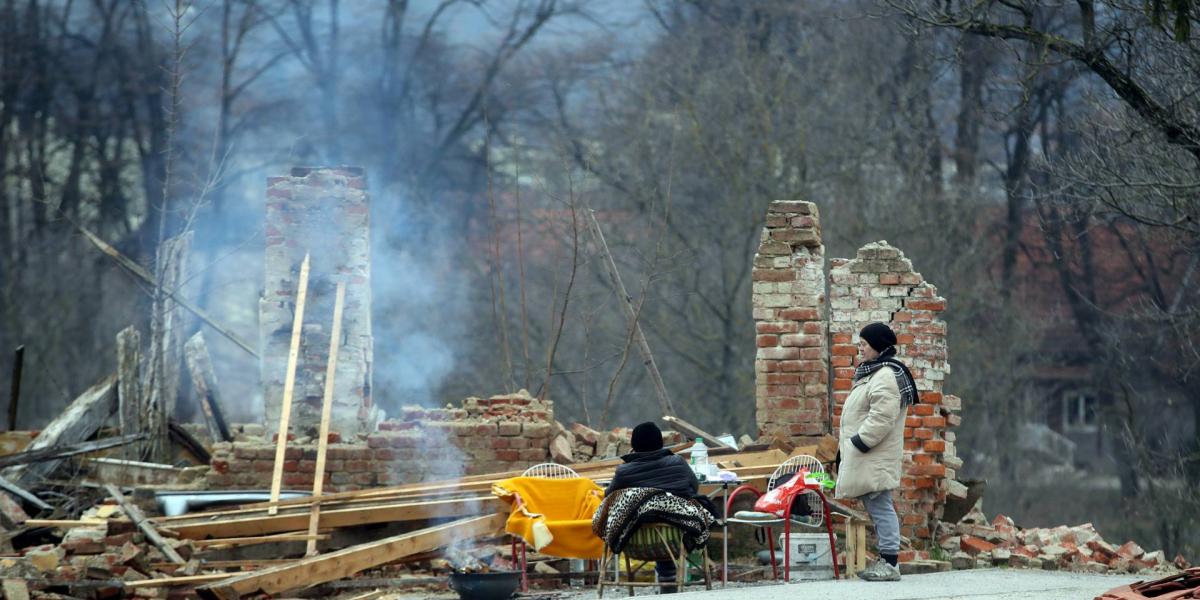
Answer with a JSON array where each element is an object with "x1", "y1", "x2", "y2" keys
[{"x1": 618, "y1": 569, "x2": 1144, "y2": 600}]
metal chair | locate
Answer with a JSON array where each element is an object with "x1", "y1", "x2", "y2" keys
[
  {"x1": 510, "y1": 463, "x2": 582, "y2": 590},
  {"x1": 724, "y1": 455, "x2": 841, "y2": 580},
  {"x1": 597, "y1": 523, "x2": 711, "y2": 597}
]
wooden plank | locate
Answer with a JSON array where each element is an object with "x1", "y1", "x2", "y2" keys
[
  {"x1": 2, "y1": 578, "x2": 29, "y2": 600},
  {"x1": 104, "y1": 484, "x2": 186, "y2": 564},
  {"x1": 125, "y1": 573, "x2": 232, "y2": 588},
  {"x1": 715, "y1": 448, "x2": 787, "y2": 469},
  {"x1": 77, "y1": 225, "x2": 258, "y2": 359},
  {"x1": 197, "y1": 513, "x2": 506, "y2": 600},
  {"x1": 116, "y1": 326, "x2": 143, "y2": 460},
  {"x1": 7, "y1": 345, "x2": 23, "y2": 431},
  {"x1": 585, "y1": 209, "x2": 676, "y2": 417},
  {"x1": 0, "y1": 433, "x2": 145, "y2": 469},
  {"x1": 270, "y1": 253, "x2": 310, "y2": 515},
  {"x1": 24, "y1": 519, "x2": 107, "y2": 528},
  {"x1": 169, "y1": 495, "x2": 505, "y2": 540},
  {"x1": 662, "y1": 415, "x2": 733, "y2": 450},
  {"x1": 192, "y1": 533, "x2": 327, "y2": 548},
  {"x1": 146, "y1": 232, "x2": 193, "y2": 461},
  {"x1": 308, "y1": 282, "x2": 345, "y2": 556},
  {"x1": 184, "y1": 332, "x2": 232, "y2": 442},
  {"x1": 1, "y1": 375, "x2": 117, "y2": 484}
]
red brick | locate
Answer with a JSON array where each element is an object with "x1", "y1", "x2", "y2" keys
[
  {"x1": 831, "y1": 345, "x2": 857, "y2": 356},
  {"x1": 282, "y1": 460, "x2": 299, "y2": 473},
  {"x1": 496, "y1": 449, "x2": 520, "y2": 462},
  {"x1": 832, "y1": 333, "x2": 853, "y2": 344},
  {"x1": 211, "y1": 460, "x2": 230, "y2": 474},
  {"x1": 906, "y1": 299, "x2": 946, "y2": 311},
  {"x1": 756, "y1": 335, "x2": 779, "y2": 348},
  {"x1": 922, "y1": 416, "x2": 946, "y2": 428},
  {"x1": 779, "y1": 308, "x2": 819, "y2": 321},
  {"x1": 912, "y1": 428, "x2": 934, "y2": 440},
  {"x1": 904, "y1": 416, "x2": 923, "y2": 428},
  {"x1": 911, "y1": 404, "x2": 935, "y2": 416},
  {"x1": 922, "y1": 440, "x2": 946, "y2": 453},
  {"x1": 912, "y1": 453, "x2": 933, "y2": 465},
  {"x1": 757, "y1": 322, "x2": 800, "y2": 334},
  {"x1": 920, "y1": 391, "x2": 943, "y2": 404},
  {"x1": 831, "y1": 356, "x2": 852, "y2": 367},
  {"x1": 833, "y1": 379, "x2": 852, "y2": 391},
  {"x1": 252, "y1": 460, "x2": 274, "y2": 472},
  {"x1": 960, "y1": 536, "x2": 997, "y2": 555},
  {"x1": 910, "y1": 464, "x2": 946, "y2": 477}
]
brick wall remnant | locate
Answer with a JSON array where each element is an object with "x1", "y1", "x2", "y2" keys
[
  {"x1": 827, "y1": 241, "x2": 957, "y2": 542},
  {"x1": 752, "y1": 200, "x2": 828, "y2": 440},
  {"x1": 208, "y1": 390, "x2": 557, "y2": 491},
  {"x1": 262, "y1": 167, "x2": 375, "y2": 438}
]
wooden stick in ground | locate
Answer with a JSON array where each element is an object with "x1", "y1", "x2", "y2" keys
[
  {"x1": 584, "y1": 208, "x2": 677, "y2": 417},
  {"x1": 104, "y1": 484, "x2": 185, "y2": 565},
  {"x1": 307, "y1": 281, "x2": 345, "y2": 556},
  {"x1": 270, "y1": 253, "x2": 310, "y2": 516}
]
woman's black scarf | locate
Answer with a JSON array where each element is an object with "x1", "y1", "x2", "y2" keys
[{"x1": 852, "y1": 346, "x2": 917, "y2": 408}]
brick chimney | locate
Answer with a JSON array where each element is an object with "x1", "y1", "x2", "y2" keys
[{"x1": 261, "y1": 167, "x2": 375, "y2": 437}]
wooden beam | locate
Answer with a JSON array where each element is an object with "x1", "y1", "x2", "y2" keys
[
  {"x1": 125, "y1": 573, "x2": 232, "y2": 588},
  {"x1": 7, "y1": 345, "x2": 23, "y2": 431},
  {"x1": 168, "y1": 495, "x2": 505, "y2": 540},
  {"x1": 0, "y1": 433, "x2": 145, "y2": 469},
  {"x1": 196, "y1": 513, "x2": 506, "y2": 600},
  {"x1": 308, "y1": 282, "x2": 345, "y2": 556},
  {"x1": 116, "y1": 327, "x2": 143, "y2": 459},
  {"x1": 662, "y1": 415, "x2": 733, "y2": 450},
  {"x1": 0, "y1": 474, "x2": 51, "y2": 512},
  {"x1": 104, "y1": 484, "x2": 186, "y2": 565},
  {"x1": 76, "y1": 224, "x2": 258, "y2": 358},
  {"x1": 192, "y1": 533, "x2": 328, "y2": 548},
  {"x1": 168, "y1": 420, "x2": 212, "y2": 464},
  {"x1": 184, "y1": 333, "x2": 232, "y2": 442},
  {"x1": 584, "y1": 209, "x2": 676, "y2": 417},
  {"x1": 24, "y1": 519, "x2": 107, "y2": 528},
  {"x1": 270, "y1": 253, "x2": 309, "y2": 515},
  {"x1": 1, "y1": 375, "x2": 117, "y2": 484}
]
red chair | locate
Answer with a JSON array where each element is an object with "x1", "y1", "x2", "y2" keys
[{"x1": 724, "y1": 455, "x2": 841, "y2": 580}]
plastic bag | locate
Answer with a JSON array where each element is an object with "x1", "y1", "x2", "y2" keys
[{"x1": 753, "y1": 468, "x2": 810, "y2": 517}]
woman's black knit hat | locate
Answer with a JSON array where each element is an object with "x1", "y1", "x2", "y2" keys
[
  {"x1": 859, "y1": 322, "x2": 897, "y2": 352},
  {"x1": 631, "y1": 421, "x2": 664, "y2": 452}
]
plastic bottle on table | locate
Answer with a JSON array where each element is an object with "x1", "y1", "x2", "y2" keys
[{"x1": 689, "y1": 437, "x2": 709, "y2": 479}]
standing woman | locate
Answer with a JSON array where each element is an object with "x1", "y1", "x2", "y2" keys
[{"x1": 835, "y1": 322, "x2": 917, "y2": 582}]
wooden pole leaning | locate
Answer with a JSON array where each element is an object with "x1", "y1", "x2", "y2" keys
[
  {"x1": 307, "y1": 281, "x2": 345, "y2": 555},
  {"x1": 270, "y1": 253, "x2": 310, "y2": 515}
]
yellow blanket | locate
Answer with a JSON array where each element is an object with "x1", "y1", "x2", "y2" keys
[{"x1": 492, "y1": 476, "x2": 605, "y2": 559}]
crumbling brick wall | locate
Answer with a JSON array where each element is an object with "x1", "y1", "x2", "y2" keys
[
  {"x1": 753, "y1": 202, "x2": 965, "y2": 548},
  {"x1": 828, "y1": 242, "x2": 960, "y2": 542},
  {"x1": 262, "y1": 167, "x2": 375, "y2": 438},
  {"x1": 752, "y1": 201, "x2": 828, "y2": 439},
  {"x1": 208, "y1": 392, "x2": 556, "y2": 491}
]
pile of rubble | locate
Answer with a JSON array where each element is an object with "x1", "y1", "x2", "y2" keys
[
  {"x1": 549, "y1": 422, "x2": 686, "y2": 464},
  {"x1": 933, "y1": 504, "x2": 1190, "y2": 576}
]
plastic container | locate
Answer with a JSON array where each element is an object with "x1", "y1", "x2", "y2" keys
[
  {"x1": 689, "y1": 438, "x2": 708, "y2": 478},
  {"x1": 777, "y1": 532, "x2": 834, "y2": 580}
]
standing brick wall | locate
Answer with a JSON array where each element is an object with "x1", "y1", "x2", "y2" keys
[
  {"x1": 262, "y1": 167, "x2": 375, "y2": 438},
  {"x1": 827, "y1": 241, "x2": 958, "y2": 544},
  {"x1": 752, "y1": 201, "x2": 828, "y2": 439},
  {"x1": 208, "y1": 392, "x2": 556, "y2": 491}
]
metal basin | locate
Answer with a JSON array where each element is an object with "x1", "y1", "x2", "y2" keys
[{"x1": 447, "y1": 570, "x2": 521, "y2": 600}]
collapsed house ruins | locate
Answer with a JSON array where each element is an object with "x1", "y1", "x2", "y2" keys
[{"x1": 0, "y1": 175, "x2": 1189, "y2": 599}]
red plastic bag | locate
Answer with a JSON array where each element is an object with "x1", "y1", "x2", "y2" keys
[{"x1": 753, "y1": 468, "x2": 810, "y2": 517}]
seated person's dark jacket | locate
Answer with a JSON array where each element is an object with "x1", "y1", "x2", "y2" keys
[{"x1": 605, "y1": 448, "x2": 720, "y2": 518}]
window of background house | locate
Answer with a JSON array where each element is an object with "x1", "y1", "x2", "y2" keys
[{"x1": 1061, "y1": 391, "x2": 1098, "y2": 432}]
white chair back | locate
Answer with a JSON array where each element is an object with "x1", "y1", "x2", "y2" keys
[
  {"x1": 521, "y1": 462, "x2": 581, "y2": 479},
  {"x1": 768, "y1": 454, "x2": 825, "y2": 528}
]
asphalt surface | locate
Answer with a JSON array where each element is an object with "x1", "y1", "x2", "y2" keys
[{"x1": 647, "y1": 568, "x2": 1145, "y2": 600}]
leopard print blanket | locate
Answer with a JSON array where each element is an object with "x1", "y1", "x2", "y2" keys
[{"x1": 591, "y1": 487, "x2": 715, "y2": 554}]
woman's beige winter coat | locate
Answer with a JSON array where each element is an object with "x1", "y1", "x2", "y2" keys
[{"x1": 835, "y1": 366, "x2": 908, "y2": 499}]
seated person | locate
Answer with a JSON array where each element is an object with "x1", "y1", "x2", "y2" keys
[{"x1": 604, "y1": 421, "x2": 699, "y2": 594}]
